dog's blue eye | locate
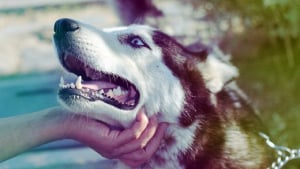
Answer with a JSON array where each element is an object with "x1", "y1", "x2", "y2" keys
[
  {"x1": 127, "y1": 36, "x2": 151, "y2": 50},
  {"x1": 130, "y1": 37, "x2": 145, "y2": 47}
]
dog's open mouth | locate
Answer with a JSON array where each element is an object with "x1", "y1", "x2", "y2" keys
[{"x1": 58, "y1": 54, "x2": 140, "y2": 110}]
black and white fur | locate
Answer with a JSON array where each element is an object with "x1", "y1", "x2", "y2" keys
[{"x1": 53, "y1": 18, "x2": 271, "y2": 169}]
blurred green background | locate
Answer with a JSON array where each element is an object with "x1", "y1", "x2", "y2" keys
[
  {"x1": 0, "y1": 0, "x2": 299, "y2": 168},
  {"x1": 194, "y1": 0, "x2": 300, "y2": 168},
  {"x1": 194, "y1": 0, "x2": 300, "y2": 147}
]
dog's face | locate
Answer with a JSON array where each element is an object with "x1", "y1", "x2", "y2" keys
[
  {"x1": 53, "y1": 19, "x2": 186, "y2": 127},
  {"x1": 53, "y1": 18, "x2": 238, "y2": 128}
]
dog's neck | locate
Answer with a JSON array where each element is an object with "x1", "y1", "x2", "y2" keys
[{"x1": 149, "y1": 69, "x2": 223, "y2": 169}]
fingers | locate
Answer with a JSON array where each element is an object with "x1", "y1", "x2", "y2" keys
[
  {"x1": 137, "y1": 115, "x2": 158, "y2": 148},
  {"x1": 112, "y1": 109, "x2": 149, "y2": 146},
  {"x1": 114, "y1": 115, "x2": 159, "y2": 155},
  {"x1": 144, "y1": 122, "x2": 168, "y2": 155},
  {"x1": 91, "y1": 109, "x2": 152, "y2": 158},
  {"x1": 120, "y1": 122, "x2": 169, "y2": 167}
]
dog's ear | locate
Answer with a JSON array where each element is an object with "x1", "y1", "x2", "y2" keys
[
  {"x1": 195, "y1": 46, "x2": 239, "y2": 93},
  {"x1": 186, "y1": 49, "x2": 208, "y2": 71}
]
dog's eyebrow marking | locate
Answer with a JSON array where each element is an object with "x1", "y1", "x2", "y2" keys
[{"x1": 118, "y1": 34, "x2": 152, "y2": 50}]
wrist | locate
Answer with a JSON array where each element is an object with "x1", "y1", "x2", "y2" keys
[
  {"x1": 57, "y1": 109, "x2": 89, "y2": 140},
  {"x1": 35, "y1": 107, "x2": 73, "y2": 141}
]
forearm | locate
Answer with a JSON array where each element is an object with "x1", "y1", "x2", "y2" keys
[
  {"x1": 0, "y1": 107, "x2": 168, "y2": 168},
  {"x1": 0, "y1": 107, "x2": 67, "y2": 162}
]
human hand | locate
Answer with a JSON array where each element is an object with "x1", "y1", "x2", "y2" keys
[
  {"x1": 64, "y1": 108, "x2": 168, "y2": 168},
  {"x1": 118, "y1": 112, "x2": 168, "y2": 167}
]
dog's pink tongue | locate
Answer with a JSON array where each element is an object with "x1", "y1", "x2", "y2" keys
[{"x1": 81, "y1": 81, "x2": 117, "y2": 90}]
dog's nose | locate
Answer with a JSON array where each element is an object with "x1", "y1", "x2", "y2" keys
[{"x1": 54, "y1": 18, "x2": 79, "y2": 33}]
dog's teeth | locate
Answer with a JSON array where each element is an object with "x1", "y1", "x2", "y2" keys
[
  {"x1": 126, "y1": 100, "x2": 135, "y2": 106},
  {"x1": 59, "y1": 77, "x2": 65, "y2": 87},
  {"x1": 99, "y1": 89, "x2": 104, "y2": 94},
  {"x1": 112, "y1": 88, "x2": 117, "y2": 95},
  {"x1": 75, "y1": 76, "x2": 82, "y2": 89},
  {"x1": 113, "y1": 86, "x2": 122, "y2": 96},
  {"x1": 122, "y1": 90, "x2": 128, "y2": 95},
  {"x1": 60, "y1": 76, "x2": 65, "y2": 84},
  {"x1": 117, "y1": 86, "x2": 122, "y2": 95},
  {"x1": 107, "y1": 89, "x2": 114, "y2": 97},
  {"x1": 96, "y1": 92, "x2": 102, "y2": 97},
  {"x1": 70, "y1": 83, "x2": 75, "y2": 89},
  {"x1": 121, "y1": 90, "x2": 128, "y2": 95}
]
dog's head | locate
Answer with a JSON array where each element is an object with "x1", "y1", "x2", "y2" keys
[{"x1": 53, "y1": 18, "x2": 238, "y2": 128}]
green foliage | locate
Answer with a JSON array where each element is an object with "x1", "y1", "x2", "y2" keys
[
  {"x1": 187, "y1": 0, "x2": 299, "y2": 67},
  {"x1": 263, "y1": 0, "x2": 300, "y2": 37},
  {"x1": 272, "y1": 3, "x2": 298, "y2": 37},
  {"x1": 262, "y1": 0, "x2": 300, "y2": 67}
]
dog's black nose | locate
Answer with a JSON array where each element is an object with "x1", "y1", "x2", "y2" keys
[{"x1": 54, "y1": 18, "x2": 79, "y2": 33}]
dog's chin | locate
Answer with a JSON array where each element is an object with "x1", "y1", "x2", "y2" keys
[{"x1": 58, "y1": 91, "x2": 141, "y2": 128}]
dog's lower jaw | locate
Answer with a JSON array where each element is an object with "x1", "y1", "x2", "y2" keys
[{"x1": 58, "y1": 97, "x2": 141, "y2": 128}]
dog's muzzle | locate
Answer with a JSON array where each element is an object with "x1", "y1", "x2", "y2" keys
[{"x1": 53, "y1": 18, "x2": 140, "y2": 110}]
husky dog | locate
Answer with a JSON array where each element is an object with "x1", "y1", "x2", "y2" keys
[{"x1": 53, "y1": 18, "x2": 271, "y2": 169}]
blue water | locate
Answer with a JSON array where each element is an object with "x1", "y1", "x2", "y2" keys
[{"x1": 0, "y1": 72, "x2": 60, "y2": 117}]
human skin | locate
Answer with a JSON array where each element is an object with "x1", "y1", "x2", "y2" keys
[{"x1": 0, "y1": 107, "x2": 168, "y2": 167}]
